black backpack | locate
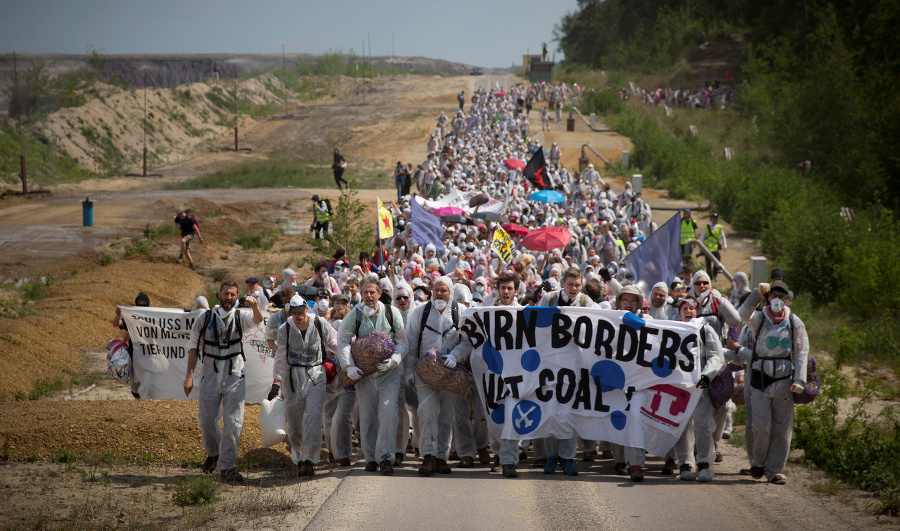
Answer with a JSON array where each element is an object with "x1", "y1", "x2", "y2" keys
[{"x1": 416, "y1": 301, "x2": 460, "y2": 356}]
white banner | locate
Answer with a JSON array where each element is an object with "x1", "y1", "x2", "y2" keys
[
  {"x1": 414, "y1": 190, "x2": 505, "y2": 214},
  {"x1": 460, "y1": 306, "x2": 704, "y2": 456},
  {"x1": 120, "y1": 306, "x2": 275, "y2": 403}
]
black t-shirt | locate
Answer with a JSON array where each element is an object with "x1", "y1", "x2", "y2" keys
[{"x1": 175, "y1": 215, "x2": 196, "y2": 237}]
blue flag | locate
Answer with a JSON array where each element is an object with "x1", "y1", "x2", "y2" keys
[
  {"x1": 411, "y1": 197, "x2": 445, "y2": 254},
  {"x1": 622, "y1": 213, "x2": 682, "y2": 299}
]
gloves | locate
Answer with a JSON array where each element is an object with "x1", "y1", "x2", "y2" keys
[
  {"x1": 376, "y1": 357, "x2": 398, "y2": 372},
  {"x1": 443, "y1": 354, "x2": 457, "y2": 369},
  {"x1": 758, "y1": 283, "x2": 770, "y2": 296},
  {"x1": 540, "y1": 280, "x2": 552, "y2": 293},
  {"x1": 790, "y1": 381, "x2": 805, "y2": 393},
  {"x1": 598, "y1": 267, "x2": 612, "y2": 282},
  {"x1": 267, "y1": 383, "x2": 281, "y2": 401},
  {"x1": 697, "y1": 375, "x2": 710, "y2": 389},
  {"x1": 346, "y1": 366, "x2": 364, "y2": 380}
]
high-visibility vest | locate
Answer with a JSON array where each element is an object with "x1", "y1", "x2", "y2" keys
[
  {"x1": 680, "y1": 219, "x2": 696, "y2": 245},
  {"x1": 704, "y1": 224, "x2": 723, "y2": 252},
  {"x1": 315, "y1": 201, "x2": 331, "y2": 223}
]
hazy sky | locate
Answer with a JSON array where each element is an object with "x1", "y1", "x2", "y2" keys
[{"x1": 0, "y1": 0, "x2": 579, "y2": 67}]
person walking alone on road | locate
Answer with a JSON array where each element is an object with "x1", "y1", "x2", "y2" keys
[
  {"x1": 174, "y1": 208, "x2": 202, "y2": 270},
  {"x1": 332, "y1": 148, "x2": 349, "y2": 190}
]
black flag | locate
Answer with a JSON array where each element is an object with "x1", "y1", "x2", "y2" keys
[{"x1": 524, "y1": 147, "x2": 548, "y2": 190}]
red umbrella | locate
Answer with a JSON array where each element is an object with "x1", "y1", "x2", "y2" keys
[
  {"x1": 504, "y1": 158, "x2": 525, "y2": 171},
  {"x1": 501, "y1": 222, "x2": 529, "y2": 236},
  {"x1": 520, "y1": 226, "x2": 573, "y2": 252},
  {"x1": 494, "y1": 91, "x2": 506, "y2": 97},
  {"x1": 432, "y1": 206, "x2": 467, "y2": 216}
]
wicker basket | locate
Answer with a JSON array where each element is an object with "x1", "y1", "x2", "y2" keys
[
  {"x1": 414, "y1": 348, "x2": 474, "y2": 396},
  {"x1": 338, "y1": 332, "x2": 395, "y2": 389}
]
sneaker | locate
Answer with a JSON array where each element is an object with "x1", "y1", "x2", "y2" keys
[
  {"x1": 501, "y1": 464, "x2": 518, "y2": 478},
  {"x1": 379, "y1": 459, "x2": 394, "y2": 476},
  {"x1": 364, "y1": 461, "x2": 378, "y2": 472},
  {"x1": 661, "y1": 458, "x2": 676, "y2": 475},
  {"x1": 298, "y1": 460, "x2": 315, "y2": 477},
  {"x1": 561, "y1": 458, "x2": 579, "y2": 476},
  {"x1": 543, "y1": 456, "x2": 558, "y2": 474},
  {"x1": 435, "y1": 458, "x2": 452, "y2": 474},
  {"x1": 614, "y1": 462, "x2": 628, "y2": 476},
  {"x1": 220, "y1": 468, "x2": 243, "y2": 483},
  {"x1": 533, "y1": 458, "x2": 547, "y2": 468},
  {"x1": 477, "y1": 447, "x2": 492, "y2": 465},
  {"x1": 338, "y1": 457, "x2": 351, "y2": 467},
  {"x1": 629, "y1": 465, "x2": 644, "y2": 482},
  {"x1": 448, "y1": 451, "x2": 460, "y2": 461},
  {"x1": 189, "y1": 264, "x2": 196, "y2": 271},
  {"x1": 201, "y1": 455, "x2": 218, "y2": 474},
  {"x1": 418, "y1": 455, "x2": 435, "y2": 476},
  {"x1": 328, "y1": 452, "x2": 335, "y2": 464},
  {"x1": 601, "y1": 450, "x2": 614, "y2": 460},
  {"x1": 679, "y1": 463, "x2": 696, "y2": 481},
  {"x1": 739, "y1": 468, "x2": 753, "y2": 476},
  {"x1": 721, "y1": 432, "x2": 731, "y2": 440},
  {"x1": 459, "y1": 456, "x2": 474, "y2": 468},
  {"x1": 715, "y1": 451, "x2": 723, "y2": 463},
  {"x1": 697, "y1": 462, "x2": 713, "y2": 482},
  {"x1": 767, "y1": 473, "x2": 786, "y2": 485},
  {"x1": 582, "y1": 450, "x2": 596, "y2": 462},
  {"x1": 518, "y1": 449, "x2": 528, "y2": 462},
  {"x1": 750, "y1": 466, "x2": 765, "y2": 479},
  {"x1": 394, "y1": 453, "x2": 404, "y2": 466}
]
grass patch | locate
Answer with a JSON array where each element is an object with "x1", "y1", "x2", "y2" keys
[
  {"x1": 164, "y1": 160, "x2": 386, "y2": 190},
  {"x1": 180, "y1": 451, "x2": 206, "y2": 469},
  {"x1": 172, "y1": 476, "x2": 218, "y2": 506},
  {"x1": 29, "y1": 376, "x2": 66, "y2": 400},
  {"x1": 233, "y1": 228, "x2": 278, "y2": 251},
  {"x1": 19, "y1": 281, "x2": 47, "y2": 301},
  {"x1": 56, "y1": 446, "x2": 77, "y2": 464},
  {"x1": 143, "y1": 223, "x2": 179, "y2": 240},
  {"x1": 809, "y1": 477, "x2": 845, "y2": 495},
  {"x1": 727, "y1": 432, "x2": 745, "y2": 449},
  {"x1": 209, "y1": 269, "x2": 227, "y2": 282},
  {"x1": 124, "y1": 238, "x2": 153, "y2": 258}
]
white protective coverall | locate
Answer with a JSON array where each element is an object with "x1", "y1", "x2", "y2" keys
[
  {"x1": 187, "y1": 306, "x2": 259, "y2": 471},
  {"x1": 273, "y1": 315, "x2": 338, "y2": 464},
  {"x1": 338, "y1": 301, "x2": 406, "y2": 463}
]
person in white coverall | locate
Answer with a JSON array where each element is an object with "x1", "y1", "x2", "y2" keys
[
  {"x1": 396, "y1": 276, "x2": 466, "y2": 476},
  {"x1": 392, "y1": 281, "x2": 419, "y2": 465},
  {"x1": 184, "y1": 280, "x2": 263, "y2": 482},
  {"x1": 269, "y1": 294, "x2": 339, "y2": 478},
  {"x1": 727, "y1": 280, "x2": 808, "y2": 485},
  {"x1": 672, "y1": 296, "x2": 724, "y2": 482},
  {"x1": 338, "y1": 276, "x2": 406, "y2": 475}
]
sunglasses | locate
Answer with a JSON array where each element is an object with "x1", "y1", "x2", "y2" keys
[
  {"x1": 395, "y1": 295, "x2": 410, "y2": 300},
  {"x1": 693, "y1": 281, "x2": 710, "y2": 286}
]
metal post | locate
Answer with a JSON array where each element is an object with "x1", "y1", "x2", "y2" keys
[
  {"x1": 749, "y1": 256, "x2": 767, "y2": 287},
  {"x1": 361, "y1": 38, "x2": 365, "y2": 104},
  {"x1": 282, "y1": 43, "x2": 288, "y2": 116},
  {"x1": 142, "y1": 68, "x2": 148, "y2": 176},
  {"x1": 233, "y1": 64, "x2": 239, "y2": 151},
  {"x1": 686, "y1": 239, "x2": 734, "y2": 282},
  {"x1": 391, "y1": 33, "x2": 394, "y2": 79},
  {"x1": 13, "y1": 50, "x2": 27, "y2": 195},
  {"x1": 632, "y1": 174, "x2": 642, "y2": 194}
]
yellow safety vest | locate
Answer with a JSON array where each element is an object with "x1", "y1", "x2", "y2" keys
[
  {"x1": 315, "y1": 201, "x2": 331, "y2": 223},
  {"x1": 704, "y1": 224, "x2": 723, "y2": 252},
  {"x1": 680, "y1": 219, "x2": 695, "y2": 245}
]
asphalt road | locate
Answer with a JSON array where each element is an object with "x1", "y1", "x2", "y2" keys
[{"x1": 303, "y1": 442, "x2": 871, "y2": 531}]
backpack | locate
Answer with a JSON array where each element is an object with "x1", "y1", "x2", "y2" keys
[
  {"x1": 748, "y1": 311, "x2": 816, "y2": 402},
  {"x1": 354, "y1": 305, "x2": 397, "y2": 340},
  {"x1": 187, "y1": 212, "x2": 200, "y2": 229},
  {"x1": 417, "y1": 301, "x2": 460, "y2": 356},
  {"x1": 322, "y1": 199, "x2": 333, "y2": 216}
]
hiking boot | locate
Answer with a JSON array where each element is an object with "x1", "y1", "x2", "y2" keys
[
  {"x1": 298, "y1": 460, "x2": 315, "y2": 477},
  {"x1": 364, "y1": 461, "x2": 378, "y2": 472},
  {"x1": 739, "y1": 468, "x2": 753, "y2": 476},
  {"x1": 630, "y1": 465, "x2": 644, "y2": 482},
  {"x1": 614, "y1": 462, "x2": 628, "y2": 476},
  {"x1": 435, "y1": 458, "x2": 452, "y2": 474},
  {"x1": 750, "y1": 466, "x2": 765, "y2": 479},
  {"x1": 721, "y1": 432, "x2": 731, "y2": 440},
  {"x1": 477, "y1": 447, "x2": 492, "y2": 465},
  {"x1": 543, "y1": 456, "x2": 558, "y2": 474},
  {"x1": 697, "y1": 462, "x2": 713, "y2": 482},
  {"x1": 679, "y1": 463, "x2": 696, "y2": 481},
  {"x1": 715, "y1": 451, "x2": 723, "y2": 463},
  {"x1": 379, "y1": 459, "x2": 394, "y2": 476},
  {"x1": 601, "y1": 450, "x2": 614, "y2": 460},
  {"x1": 519, "y1": 449, "x2": 528, "y2": 462},
  {"x1": 661, "y1": 458, "x2": 676, "y2": 475},
  {"x1": 201, "y1": 455, "x2": 218, "y2": 474},
  {"x1": 394, "y1": 453, "x2": 404, "y2": 466},
  {"x1": 448, "y1": 451, "x2": 460, "y2": 461},
  {"x1": 418, "y1": 455, "x2": 435, "y2": 476},
  {"x1": 561, "y1": 458, "x2": 579, "y2": 476},
  {"x1": 189, "y1": 264, "x2": 196, "y2": 271},
  {"x1": 767, "y1": 472, "x2": 786, "y2": 485},
  {"x1": 582, "y1": 450, "x2": 596, "y2": 462},
  {"x1": 533, "y1": 458, "x2": 547, "y2": 468},
  {"x1": 501, "y1": 464, "x2": 518, "y2": 478},
  {"x1": 459, "y1": 456, "x2": 474, "y2": 468},
  {"x1": 328, "y1": 452, "x2": 335, "y2": 464},
  {"x1": 220, "y1": 468, "x2": 243, "y2": 483},
  {"x1": 338, "y1": 457, "x2": 351, "y2": 467}
]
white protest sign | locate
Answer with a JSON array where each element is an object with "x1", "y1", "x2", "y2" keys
[
  {"x1": 121, "y1": 306, "x2": 275, "y2": 403},
  {"x1": 460, "y1": 306, "x2": 703, "y2": 456}
]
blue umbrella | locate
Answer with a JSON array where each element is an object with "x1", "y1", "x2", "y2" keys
[
  {"x1": 529, "y1": 190, "x2": 566, "y2": 203},
  {"x1": 528, "y1": 147, "x2": 550, "y2": 156}
]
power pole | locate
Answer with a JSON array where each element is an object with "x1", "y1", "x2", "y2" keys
[
  {"x1": 282, "y1": 43, "x2": 288, "y2": 116},
  {"x1": 13, "y1": 50, "x2": 27, "y2": 194}
]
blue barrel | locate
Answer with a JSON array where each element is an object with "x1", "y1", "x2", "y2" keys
[{"x1": 82, "y1": 197, "x2": 94, "y2": 227}]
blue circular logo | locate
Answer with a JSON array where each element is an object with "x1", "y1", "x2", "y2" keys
[
  {"x1": 482, "y1": 342, "x2": 504, "y2": 374},
  {"x1": 521, "y1": 349, "x2": 541, "y2": 372},
  {"x1": 591, "y1": 360, "x2": 625, "y2": 393},
  {"x1": 521, "y1": 306, "x2": 560, "y2": 328},
  {"x1": 490, "y1": 403, "x2": 506, "y2": 425},
  {"x1": 511, "y1": 399, "x2": 542, "y2": 436},
  {"x1": 651, "y1": 356, "x2": 674, "y2": 379},
  {"x1": 611, "y1": 410, "x2": 627, "y2": 430}
]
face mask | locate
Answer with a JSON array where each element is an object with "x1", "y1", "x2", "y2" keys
[
  {"x1": 317, "y1": 300, "x2": 329, "y2": 311},
  {"x1": 432, "y1": 299, "x2": 449, "y2": 311},
  {"x1": 474, "y1": 285, "x2": 485, "y2": 294},
  {"x1": 320, "y1": 272, "x2": 328, "y2": 280},
  {"x1": 362, "y1": 305, "x2": 377, "y2": 317},
  {"x1": 769, "y1": 298, "x2": 785, "y2": 313}
]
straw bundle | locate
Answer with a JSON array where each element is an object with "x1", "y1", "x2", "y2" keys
[{"x1": 414, "y1": 348, "x2": 474, "y2": 396}]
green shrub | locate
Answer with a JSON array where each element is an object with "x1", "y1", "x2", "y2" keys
[
  {"x1": 578, "y1": 90, "x2": 625, "y2": 116},
  {"x1": 172, "y1": 476, "x2": 218, "y2": 507},
  {"x1": 124, "y1": 238, "x2": 153, "y2": 258},
  {"x1": 209, "y1": 269, "x2": 227, "y2": 282},
  {"x1": 19, "y1": 282, "x2": 46, "y2": 301}
]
